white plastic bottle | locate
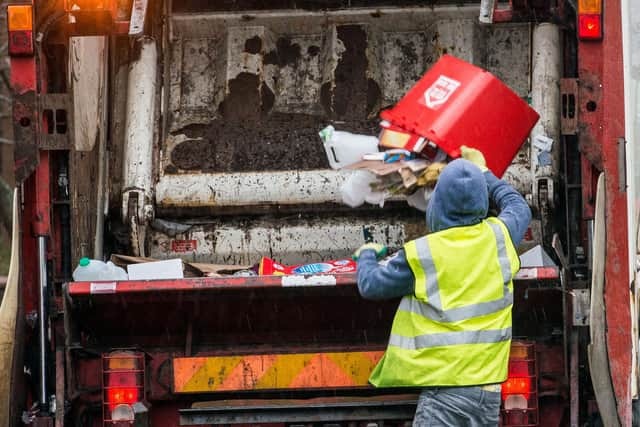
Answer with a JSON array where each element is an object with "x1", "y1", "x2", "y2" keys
[
  {"x1": 72, "y1": 258, "x2": 129, "y2": 281},
  {"x1": 104, "y1": 261, "x2": 129, "y2": 281},
  {"x1": 319, "y1": 125, "x2": 379, "y2": 169},
  {"x1": 72, "y1": 258, "x2": 108, "y2": 281}
]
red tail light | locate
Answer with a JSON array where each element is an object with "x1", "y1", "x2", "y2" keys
[
  {"x1": 502, "y1": 376, "x2": 532, "y2": 401},
  {"x1": 501, "y1": 341, "x2": 538, "y2": 426},
  {"x1": 578, "y1": 0, "x2": 603, "y2": 40},
  {"x1": 578, "y1": 14, "x2": 602, "y2": 40},
  {"x1": 102, "y1": 351, "x2": 144, "y2": 424},
  {"x1": 106, "y1": 386, "x2": 139, "y2": 409}
]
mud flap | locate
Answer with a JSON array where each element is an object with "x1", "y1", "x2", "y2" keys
[
  {"x1": 588, "y1": 173, "x2": 622, "y2": 426},
  {"x1": 0, "y1": 189, "x2": 20, "y2": 426}
]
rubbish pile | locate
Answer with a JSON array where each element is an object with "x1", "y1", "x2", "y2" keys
[
  {"x1": 321, "y1": 124, "x2": 448, "y2": 210},
  {"x1": 71, "y1": 254, "x2": 357, "y2": 281},
  {"x1": 320, "y1": 54, "x2": 540, "y2": 211}
]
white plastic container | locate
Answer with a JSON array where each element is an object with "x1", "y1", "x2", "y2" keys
[
  {"x1": 127, "y1": 259, "x2": 184, "y2": 280},
  {"x1": 319, "y1": 125, "x2": 379, "y2": 169},
  {"x1": 72, "y1": 258, "x2": 129, "y2": 281}
]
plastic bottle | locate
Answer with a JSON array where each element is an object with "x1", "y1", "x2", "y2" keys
[
  {"x1": 72, "y1": 258, "x2": 129, "y2": 281},
  {"x1": 104, "y1": 261, "x2": 129, "y2": 281},
  {"x1": 319, "y1": 125, "x2": 379, "y2": 169}
]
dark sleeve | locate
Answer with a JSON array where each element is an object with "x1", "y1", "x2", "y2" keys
[
  {"x1": 485, "y1": 171, "x2": 532, "y2": 246},
  {"x1": 356, "y1": 248, "x2": 415, "y2": 300}
]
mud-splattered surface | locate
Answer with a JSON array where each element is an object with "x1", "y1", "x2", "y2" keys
[
  {"x1": 170, "y1": 114, "x2": 378, "y2": 172},
  {"x1": 172, "y1": 0, "x2": 475, "y2": 12},
  {"x1": 331, "y1": 25, "x2": 368, "y2": 119},
  {"x1": 167, "y1": 11, "x2": 531, "y2": 175},
  {"x1": 264, "y1": 37, "x2": 302, "y2": 67},
  {"x1": 217, "y1": 73, "x2": 273, "y2": 121},
  {"x1": 170, "y1": 26, "x2": 382, "y2": 173}
]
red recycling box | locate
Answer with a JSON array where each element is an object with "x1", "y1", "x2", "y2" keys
[{"x1": 380, "y1": 55, "x2": 539, "y2": 177}]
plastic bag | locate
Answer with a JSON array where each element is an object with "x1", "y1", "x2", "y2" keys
[
  {"x1": 340, "y1": 171, "x2": 387, "y2": 208},
  {"x1": 406, "y1": 187, "x2": 434, "y2": 212}
]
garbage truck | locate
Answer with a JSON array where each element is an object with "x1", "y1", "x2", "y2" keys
[{"x1": 2, "y1": 0, "x2": 639, "y2": 425}]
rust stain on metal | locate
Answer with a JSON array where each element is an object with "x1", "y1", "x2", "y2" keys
[{"x1": 577, "y1": 71, "x2": 604, "y2": 170}]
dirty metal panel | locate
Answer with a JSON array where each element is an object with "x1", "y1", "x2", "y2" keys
[
  {"x1": 173, "y1": 38, "x2": 222, "y2": 126},
  {"x1": 502, "y1": 142, "x2": 531, "y2": 195},
  {"x1": 148, "y1": 216, "x2": 411, "y2": 265},
  {"x1": 13, "y1": 92, "x2": 39, "y2": 183},
  {"x1": 572, "y1": 288, "x2": 590, "y2": 326},
  {"x1": 268, "y1": 33, "x2": 325, "y2": 115},
  {"x1": 159, "y1": 6, "x2": 532, "y2": 208},
  {"x1": 560, "y1": 78, "x2": 579, "y2": 135},
  {"x1": 155, "y1": 170, "x2": 348, "y2": 208},
  {"x1": 477, "y1": 23, "x2": 532, "y2": 98},
  {"x1": 379, "y1": 30, "x2": 437, "y2": 107},
  {"x1": 38, "y1": 94, "x2": 72, "y2": 150},
  {"x1": 173, "y1": 351, "x2": 384, "y2": 393},
  {"x1": 180, "y1": 395, "x2": 418, "y2": 426}
]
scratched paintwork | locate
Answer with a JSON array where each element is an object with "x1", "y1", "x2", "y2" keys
[{"x1": 148, "y1": 216, "x2": 408, "y2": 265}]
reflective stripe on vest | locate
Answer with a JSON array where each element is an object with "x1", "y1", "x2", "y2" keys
[
  {"x1": 397, "y1": 220, "x2": 513, "y2": 325},
  {"x1": 389, "y1": 327, "x2": 512, "y2": 350}
]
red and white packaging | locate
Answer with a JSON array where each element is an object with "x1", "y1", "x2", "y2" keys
[{"x1": 258, "y1": 257, "x2": 356, "y2": 276}]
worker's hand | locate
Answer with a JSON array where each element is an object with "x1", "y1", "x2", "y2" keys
[
  {"x1": 417, "y1": 162, "x2": 447, "y2": 188},
  {"x1": 352, "y1": 243, "x2": 388, "y2": 261},
  {"x1": 460, "y1": 146, "x2": 488, "y2": 172}
]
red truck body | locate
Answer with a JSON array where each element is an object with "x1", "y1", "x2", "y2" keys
[{"x1": 3, "y1": 0, "x2": 637, "y2": 426}]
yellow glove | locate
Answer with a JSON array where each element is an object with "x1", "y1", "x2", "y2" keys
[
  {"x1": 460, "y1": 145, "x2": 488, "y2": 172},
  {"x1": 417, "y1": 162, "x2": 447, "y2": 188},
  {"x1": 352, "y1": 243, "x2": 388, "y2": 261}
]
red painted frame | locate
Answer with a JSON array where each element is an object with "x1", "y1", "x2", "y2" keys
[
  {"x1": 66, "y1": 266, "x2": 559, "y2": 298},
  {"x1": 9, "y1": 1, "x2": 612, "y2": 425},
  {"x1": 578, "y1": 0, "x2": 631, "y2": 423}
]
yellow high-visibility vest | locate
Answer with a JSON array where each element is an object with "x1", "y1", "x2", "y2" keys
[{"x1": 369, "y1": 217, "x2": 520, "y2": 387}]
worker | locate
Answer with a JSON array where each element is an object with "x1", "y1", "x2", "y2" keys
[{"x1": 352, "y1": 146, "x2": 531, "y2": 426}]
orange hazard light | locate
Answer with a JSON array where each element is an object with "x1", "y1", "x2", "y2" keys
[
  {"x1": 7, "y1": 4, "x2": 34, "y2": 55},
  {"x1": 7, "y1": 5, "x2": 33, "y2": 31},
  {"x1": 578, "y1": 0, "x2": 602, "y2": 14},
  {"x1": 64, "y1": 0, "x2": 116, "y2": 12}
]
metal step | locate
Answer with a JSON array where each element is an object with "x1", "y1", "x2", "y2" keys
[{"x1": 179, "y1": 395, "x2": 418, "y2": 425}]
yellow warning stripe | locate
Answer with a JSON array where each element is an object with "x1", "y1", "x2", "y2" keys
[{"x1": 173, "y1": 351, "x2": 384, "y2": 393}]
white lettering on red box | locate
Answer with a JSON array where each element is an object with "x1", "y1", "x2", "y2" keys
[
  {"x1": 423, "y1": 75, "x2": 461, "y2": 109},
  {"x1": 172, "y1": 240, "x2": 197, "y2": 253}
]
